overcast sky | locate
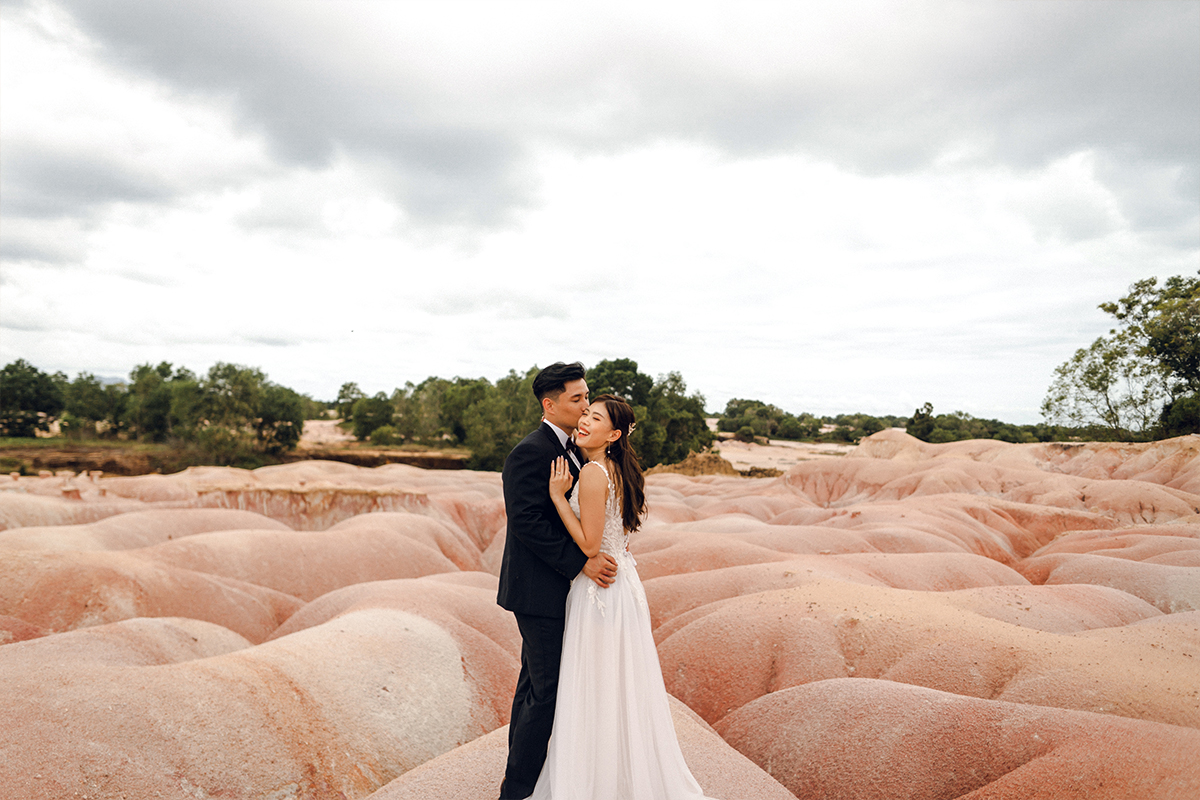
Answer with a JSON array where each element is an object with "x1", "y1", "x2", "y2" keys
[{"x1": 2, "y1": 0, "x2": 1197, "y2": 423}]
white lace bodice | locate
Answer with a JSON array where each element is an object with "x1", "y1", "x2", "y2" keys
[
  {"x1": 569, "y1": 461, "x2": 630, "y2": 561},
  {"x1": 568, "y1": 460, "x2": 645, "y2": 618}
]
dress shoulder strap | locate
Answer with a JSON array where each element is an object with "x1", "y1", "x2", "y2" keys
[{"x1": 581, "y1": 460, "x2": 609, "y2": 479}]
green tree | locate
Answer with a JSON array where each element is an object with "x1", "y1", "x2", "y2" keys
[
  {"x1": 636, "y1": 370, "x2": 714, "y2": 467},
  {"x1": 352, "y1": 393, "x2": 394, "y2": 440},
  {"x1": 336, "y1": 382, "x2": 365, "y2": 421},
  {"x1": 1159, "y1": 395, "x2": 1200, "y2": 438},
  {"x1": 587, "y1": 360, "x2": 713, "y2": 467},
  {"x1": 0, "y1": 359, "x2": 65, "y2": 437},
  {"x1": 718, "y1": 398, "x2": 782, "y2": 437},
  {"x1": 392, "y1": 377, "x2": 451, "y2": 443},
  {"x1": 179, "y1": 363, "x2": 264, "y2": 461},
  {"x1": 256, "y1": 384, "x2": 305, "y2": 455},
  {"x1": 200, "y1": 363, "x2": 264, "y2": 430},
  {"x1": 64, "y1": 373, "x2": 109, "y2": 425},
  {"x1": 440, "y1": 377, "x2": 492, "y2": 444},
  {"x1": 907, "y1": 402, "x2": 935, "y2": 441},
  {"x1": 126, "y1": 362, "x2": 197, "y2": 442},
  {"x1": 587, "y1": 358, "x2": 654, "y2": 407},
  {"x1": 776, "y1": 413, "x2": 819, "y2": 440},
  {"x1": 1041, "y1": 332, "x2": 1168, "y2": 440},
  {"x1": 1100, "y1": 273, "x2": 1200, "y2": 395},
  {"x1": 717, "y1": 398, "x2": 828, "y2": 441},
  {"x1": 461, "y1": 368, "x2": 542, "y2": 471},
  {"x1": 98, "y1": 382, "x2": 130, "y2": 438},
  {"x1": 1043, "y1": 272, "x2": 1200, "y2": 439}
]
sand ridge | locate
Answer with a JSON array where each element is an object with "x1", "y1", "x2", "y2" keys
[{"x1": 1, "y1": 430, "x2": 1198, "y2": 797}]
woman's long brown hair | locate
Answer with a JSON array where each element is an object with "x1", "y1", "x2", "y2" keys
[{"x1": 593, "y1": 394, "x2": 646, "y2": 533}]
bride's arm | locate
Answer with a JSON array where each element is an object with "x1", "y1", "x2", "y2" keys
[{"x1": 549, "y1": 458, "x2": 607, "y2": 558}]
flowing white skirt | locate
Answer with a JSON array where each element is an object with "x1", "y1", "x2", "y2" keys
[{"x1": 527, "y1": 552, "x2": 716, "y2": 800}]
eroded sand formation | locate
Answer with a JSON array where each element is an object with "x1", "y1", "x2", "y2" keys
[{"x1": 1, "y1": 430, "x2": 1198, "y2": 798}]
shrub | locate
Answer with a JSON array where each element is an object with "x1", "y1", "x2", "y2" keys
[
  {"x1": 928, "y1": 428, "x2": 958, "y2": 443},
  {"x1": 1158, "y1": 394, "x2": 1200, "y2": 437},
  {"x1": 352, "y1": 393, "x2": 394, "y2": 440},
  {"x1": 369, "y1": 425, "x2": 399, "y2": 446}
]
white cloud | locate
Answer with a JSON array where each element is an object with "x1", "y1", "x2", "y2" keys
[{"x1": 1, "y1": 0, "x2": 1196, "y2": 425}]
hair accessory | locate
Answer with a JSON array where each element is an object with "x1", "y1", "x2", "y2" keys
[{"x1": 627, "y1": 421, "x2": 637, "y2": 435}]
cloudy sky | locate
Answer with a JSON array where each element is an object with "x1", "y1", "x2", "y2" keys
[{"x1": 2, "y1": 0, "x2": 1197, "y2": 423}]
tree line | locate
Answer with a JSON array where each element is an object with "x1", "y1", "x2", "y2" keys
[
  {"x1": 335, "y1": 358, "x2": 714, "y2": 471},
  {"x1": 3, "y1": 273, "x2": 1194, "y2": 470},
  {"x1": 715, "y1": 398, "x2": 1067, "y2": 445},
  {"x1": 0, "y1": 357, "x2": 714, "y2": 472},
  {"x1": 716, "y1": 272, "x2": 1198, "y2": 446},
  {"x1": 716, "y1": 400, "x2": 911, "y2": 443},
  {"x1": 0, "y1": 360, "x2": 312, "y2": 466}
]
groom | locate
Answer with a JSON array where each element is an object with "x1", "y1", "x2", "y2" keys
[{"x1": 497, "y1": 361, "x2": 618, "y2": 800}]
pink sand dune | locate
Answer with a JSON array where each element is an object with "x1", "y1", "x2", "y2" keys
[
  {"x1": 631, "y1": 522, "x2": 966, "y2": 580},
  {"x1": 0, "y1": 615, "x2": 251, "y2": 669},
  {"x1": 423, "y1": 488, "x2": 506, "y2": 550},
  {"x1": 656, "y1": 580, "x2": 1199, "y2": 728},
  {"x1": 4, "y1": 435, "x2": 1199, "y2": 797},
  {"x1": 1029, "y1": 522, "x2": 1200, "y2": 560},
  {"x1": 774, "y1": 493, "x2": 1118, "y2": 559},
  {"x1": 1017, "y1": 552, "x2": 1200, "y2": 613},
  {"x1": 0, "y1": 507, "x2": 288, "y2": 551},
  {"x1": 644, "y1": 552, "x2": 1030, "y2": 630},
  {"x1": 679, "y1": 492, "x2": 817, "y2": 522},
  {"x1": 0, "y1": 613, "x2": 48, "y2": 644},
  {"x1": 0, "y1": 491, "x2": 138, "y2": 530},
  {"x1": 268, "y1": 573, "x2": 519, "y2": 722},
  {"x1": 939, "y1": 583, "x2": 1162, "y2": 633},
  {"x1": 856, "y1": 429, "x2": 1200, "y2": 494},
  {"x1": 328, "y1": 511, "x2": 484, "y2": 571},
  {"x1": 129, "y1": 521, "x2": 462, "y2": 601},
  {"x1": 1004, "y1": 477, "x2": 1200, "y2": 525},
  {"x1": 0, "y1": 606, "x2": 508, "y2": 799},
  {"x1": 716, "y1": 678, "x2": 1200, "y2": 800},
  {"x1": 0, "y1": 549, "x2": 301, "y2": 642},
  {"x1": 366, "y1": 698, "x2": 797, "y2": 800},
  {"x1": 99, "y1": 472, "x2": 200, "y2": 502}
]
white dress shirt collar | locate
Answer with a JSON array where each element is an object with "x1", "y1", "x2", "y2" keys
[
  {"x1": 543, "y1": 418, "x2": 581, "y2": 467},
  {"x1": 543, "y1": 418, "x2": 572, "y2": 449}
]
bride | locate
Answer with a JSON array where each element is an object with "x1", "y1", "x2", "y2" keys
[{"x1": 524, "y1": 394, "x2": 716, "y2": 800}]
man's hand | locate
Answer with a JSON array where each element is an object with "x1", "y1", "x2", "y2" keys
[{"x1": 581, "y1": 552, "x2": 618, "y2": 588}]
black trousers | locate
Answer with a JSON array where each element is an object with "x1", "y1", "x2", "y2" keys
[{"x1": 502, "y1": 612, "x2": 566, "y2": 799}]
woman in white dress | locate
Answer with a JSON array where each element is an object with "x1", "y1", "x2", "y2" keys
[{"x1": 525, "y1": 394, "x2": 716, "y2": 800}]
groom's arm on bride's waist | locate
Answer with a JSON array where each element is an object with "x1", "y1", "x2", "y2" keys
[{"x1": 502, "y1": 438, "x2": 588, "y2": 578}]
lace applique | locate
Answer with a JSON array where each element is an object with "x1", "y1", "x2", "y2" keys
[
  {"x1": 571, "y1": 460, "x2": 629, "y2": 620},
  {"x1": 586, "y1": 582, "x2": 607, "y2": 616}
]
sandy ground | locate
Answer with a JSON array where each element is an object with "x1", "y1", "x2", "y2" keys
[
  {"x1": 712, "y1": 437, "x2": 856, "y2": 472},
  {"x1": 299, "y1": 419, "x2": 356, "y2": 448}
]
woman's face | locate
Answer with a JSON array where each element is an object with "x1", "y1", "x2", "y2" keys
[{"x1": 575, "y1": 401, "x2": 618, "y2": 449}]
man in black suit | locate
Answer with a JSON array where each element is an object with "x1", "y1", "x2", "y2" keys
[{"x1": 497, "y1": 362, "x2": 618, "y2": 800}]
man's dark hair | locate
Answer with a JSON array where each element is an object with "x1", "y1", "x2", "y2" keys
[{"x1": 532, "y1": 362, "x2": 586, "y2": 402}]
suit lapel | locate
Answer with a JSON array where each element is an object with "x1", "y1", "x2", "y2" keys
[{"x1": 539, "y1": 422, "x2": 581, "y2": 483}]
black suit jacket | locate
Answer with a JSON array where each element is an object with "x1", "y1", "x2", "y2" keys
[{"x1": 497, "y1": 423, "x2": 589, "y2": 617}]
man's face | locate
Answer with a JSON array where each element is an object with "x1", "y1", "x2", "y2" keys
[{"x1": 543, "y1": 378, "x2": 589, "y2": 433}]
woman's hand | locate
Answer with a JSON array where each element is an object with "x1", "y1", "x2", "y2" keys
[{"x1": 549, "y1": 456, "x2": 573, "y2": 499}]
